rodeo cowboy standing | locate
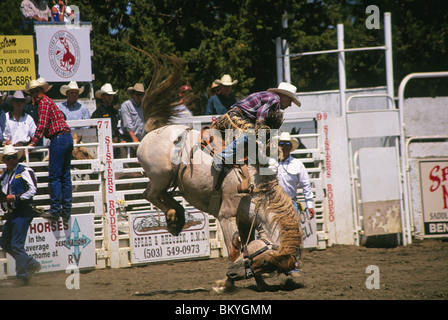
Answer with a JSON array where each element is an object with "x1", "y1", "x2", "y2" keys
[
  {"x1": 26, "y1": 78, "x2": 73, "y2": 222},
  {"x1": 0, "y1": 145, "x2": 41, "y2": 285}
]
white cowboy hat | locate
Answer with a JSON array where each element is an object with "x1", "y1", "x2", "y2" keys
[
  {"x1": 127, "y1": 83, "x2": 145, "y2": 95},
  {"x1": 214, "y1": 74, "x2": 238, "y2": 86},
  {"x1": 278, "y1": 132, "x2": 299, "y2": 151},
  {"x1": 0, "y1": 144, "x2": 24, "y2": 162},
  {"x1": 267, "y1": 82, "x2": 301, "y2": 107},
  {"x1": 25, "y1": 78, "x2": 52, "y2": 94},
  {"x1": 60, "y1": 81, "x2": 85, "y2": 96},
  {"x1": 95, "y1": 83, "x2": 118, "y2": 98},
  {"x1": 5, "y1": 91, "x2": 32, "y2": 105}
]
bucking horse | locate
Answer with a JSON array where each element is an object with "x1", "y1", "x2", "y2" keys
[{"x1": 135, "y1": 50, "x2": 303, "y2": 293}]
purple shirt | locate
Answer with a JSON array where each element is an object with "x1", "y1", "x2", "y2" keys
[{"x1": 233, "y1": 91, "x2": 280, "y2": 121}]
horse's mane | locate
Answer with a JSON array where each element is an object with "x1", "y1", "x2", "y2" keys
[
  {"x1": 254, "y1": 175, "x2": 303, "y2": 273},
  {"x1": 249, "y1": 121, "x2": 302, "y2": 272},
  {"x1": 129, "y1": 46, "x2": 185, "y2": 132}
]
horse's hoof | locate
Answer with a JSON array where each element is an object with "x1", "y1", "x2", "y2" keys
[
  {"x1": 215, "y1": 279, "x2": 226, "y2": 287},
  {"x1": 166, "y1": 209, "x2": 176, "y2": 222}
]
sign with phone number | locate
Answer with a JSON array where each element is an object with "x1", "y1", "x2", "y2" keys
[
  {"x1": 130, "y1": 210, "x2": 210, "y2": 264},
  {"x1": 0, "y1": 35, "x2": 36, "y2": 90}
]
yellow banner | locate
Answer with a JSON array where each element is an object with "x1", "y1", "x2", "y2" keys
[{"x1": 0, "y1": 35, "x2": 36, "y2": 91}]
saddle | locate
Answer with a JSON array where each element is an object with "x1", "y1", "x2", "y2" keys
[{"x1": 198, "y1": 124, "x2": 253, "y2": 194}]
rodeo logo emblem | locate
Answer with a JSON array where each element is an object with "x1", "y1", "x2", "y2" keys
[{"x1": 48, "y1": 30, "x2": 80, "y2": 78}]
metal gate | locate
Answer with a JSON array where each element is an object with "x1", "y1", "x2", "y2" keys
[
  {"x1": 345, "y1": 94, "x2": 406, "y2": 246},
  {"x1": 281, "y1": 112, "x2": 327, "y2": 249}
]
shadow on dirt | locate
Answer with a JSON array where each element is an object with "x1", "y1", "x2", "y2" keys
[{"x1": 247, "y1": 278, "x2": 305, "y2": 292}]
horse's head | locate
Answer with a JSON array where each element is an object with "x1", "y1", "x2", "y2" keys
[{"x1": 226, "y1": 166, "x2": 302, "y2": 281}]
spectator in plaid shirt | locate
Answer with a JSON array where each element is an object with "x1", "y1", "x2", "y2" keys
[
  {"x1": 26, "y1": 79, "x2": 73, "y2": 222},
  {"x1": 213, "y1": 82, "x2": 301, "y2": 173}
]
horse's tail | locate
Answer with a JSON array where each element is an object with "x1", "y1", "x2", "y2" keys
[{"x1": 129, "y1": 45, "x2": 185, "y2": 132}]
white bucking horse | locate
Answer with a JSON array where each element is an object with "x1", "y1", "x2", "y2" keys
[{"x1": 135, "y1": 51, "x2": 302, "y2": 292}]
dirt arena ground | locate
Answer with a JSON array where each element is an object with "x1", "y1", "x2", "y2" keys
[{"x1": 1, "y1": 238, "x2": 447, "y2": 301}]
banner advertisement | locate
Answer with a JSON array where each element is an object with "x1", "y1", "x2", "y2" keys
[
  {"x1": 0, "y1": 35, "x2": 36, "y2": 91},
  {"x1": 34, "y1": 24, "x2": 92, "y2": 82},
  {"x1": 7, "y1": 214, "x2": 95, "y2": 276},
  {"x1": 419, "y1": 159, "x2": 448, "y2": 237},
  {"x1": 300, "y1": 209, "x2": 318, "y2": 248},
  {"x1": 130, "y1": 210, "x2": 210, "y2": 264}
]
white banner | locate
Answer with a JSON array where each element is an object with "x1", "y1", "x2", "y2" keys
[
  {"x1": 130, "y1": 210, "x2": 210, "y2": 264},
  {"x1": 300, "y1": 209, "x2": 318, "y2": 248},
  {"x1": 7, "y1": 214, "x2": 95, "y2": 275},
  {"x1": 35, "y1": 24, "x2": 92, "y2": 82}
]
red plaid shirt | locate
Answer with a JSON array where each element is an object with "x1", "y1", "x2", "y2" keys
[{"x1": 31, "y1": 95, "x2": 71, "y2": 145}]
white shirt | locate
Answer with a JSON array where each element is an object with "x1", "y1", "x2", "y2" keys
[
  {"x1": 52, "y1": 4, "x2": 73, "y2": 22},
  {"x1": 277, "y1": 155, "x2": 314, "y2": 209},
  {"x1": 3, "y1": 113, "x2": 37, "y2": 145}
]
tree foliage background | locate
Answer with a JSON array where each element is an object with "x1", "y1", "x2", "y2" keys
[{"x1": 1, "y1": 0, "x2": 447, "y2": 113}]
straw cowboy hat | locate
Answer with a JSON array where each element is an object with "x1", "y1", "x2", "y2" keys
[
  {"x1": 207, "y1": 81, "x2": 220, "y2": 95},
  {"x1": 60, "y1": 81, "x2": 85, "y2": 96},
  {"x1": 214, "y1": 74, "x2": 238, "y2": 86},
  {"x1": 25, "y1": 78, "x2": 52, "y2": 94},
  {"x1": 127, "y1": 83, "x2": 145, "y2": 95},
  {"x1": 5, "y1": 91, "x2": 32, "y2": 105},
  {"x1": 278, "y1": 132, "x2": 299, "y2": 151},
  {"x1": 0, "y1": 144, "x2": 24, "y2": 162},
  {"x1": 267, "y1": 82, "x2": 301, "y2": 107},
  {"x1": 95, "y1": 83, "x2": 118, "y2": 98}
]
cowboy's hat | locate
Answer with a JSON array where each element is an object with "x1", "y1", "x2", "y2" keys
[
  {"x1": 207, "y1": 81, "x2": 220, "y2": 95},
  {"x1": 0, "y1": 144, "x2": 24, "y2": 162},
  {"x1": 25, "y1": 78, "x2": 52, "y2": 94},
  {"x1": 60, "y1": 81, "x2": 85, "y2": 96},
  {"x1": 267, "y1": 82, "x2": 301, "y2": 107},
  {"x1": 278, "y1": 132, "x2": 299, "y2": 151},
  {"x1": 1, "y1": 92, "x2": 7, "y2": 102},
  {"x1": 214, "y1": 74, "x2": 238, "y2": 86},
  {"x1": 95, "y1": 83, "x2": 118, "y2": 98},
  {"x1": 5, "y1": 91, "x2": 31, "y2": 105},
  {"x1": 127, "y1": 83, "x2": 145, "y2": 95}
]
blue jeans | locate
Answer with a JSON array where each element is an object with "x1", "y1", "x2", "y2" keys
[
  {"x1": 48, "y1": 133, "x2": 73, "y2": 218},
  {"x1": 291, "y1": 197, "x2": 299, "y2": 213},
  {"x1": 0, "y1": 212, "x2": 39, "y2": 279},
  {"x1": 214, "y1": 132, "x2": 260, "y2": 169}
]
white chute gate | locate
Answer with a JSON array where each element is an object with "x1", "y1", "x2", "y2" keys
[{"x1": 345, "y1": 95, "x2": 405, "y2": 246}]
